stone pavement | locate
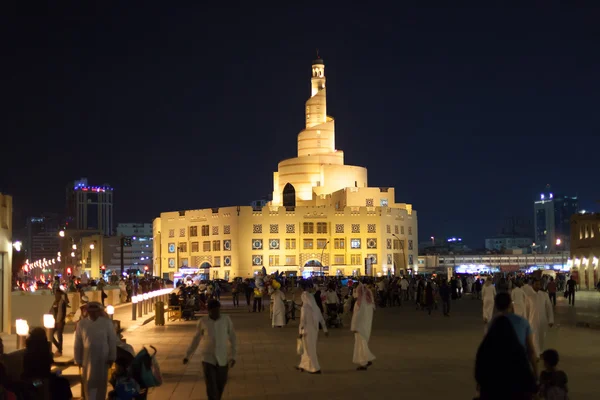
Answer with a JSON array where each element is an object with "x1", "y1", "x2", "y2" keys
[
  {"x1": 117, "y1": 293, "x2": 600, "y2": 400},
  {"x1": 553, "y1": 290, "x2": 600, "y2": 328}
]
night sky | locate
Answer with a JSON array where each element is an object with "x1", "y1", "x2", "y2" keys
[{"x1": 5, "y1": 4, "x2": 600, "y2": 246}]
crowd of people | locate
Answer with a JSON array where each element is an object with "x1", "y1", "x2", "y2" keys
[{"x1": 177, "y1": 271, "x2": 579, "y2": 400}]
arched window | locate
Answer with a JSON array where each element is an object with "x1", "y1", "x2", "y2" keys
[{"x1": 283, "y1": 183, "x2": 296, "y2": 208}]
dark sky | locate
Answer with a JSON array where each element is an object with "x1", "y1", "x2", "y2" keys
[{"x1": 4, "y1": 3, "x2": 600, "y2": 247}]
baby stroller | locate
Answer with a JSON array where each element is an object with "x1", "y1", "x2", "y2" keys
[{"x1": 326, "y1": 303, "x2": 343, "y2": 328}]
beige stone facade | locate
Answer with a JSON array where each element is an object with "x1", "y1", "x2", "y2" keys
[
  {"x1": 0, "y1": 193, "x2": 13, "y2": 332},
  {"x1": 153, "y1": 58, "x2": 418, "y2": 279},
  {"x1": 570, "y1": 213, "x2": 600, "y2": 289}
]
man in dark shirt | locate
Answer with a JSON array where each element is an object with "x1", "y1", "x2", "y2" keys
[
  {"x1": 50, "y1": 290, "x2": 67, "y2": 357},
  {"x1": 439, "y1": 280, "x2": 451, "y2": 316},
  {"x1": 566, "y1": 277, "x2": 577, "y2": 306},
  {"x1": 546, "y1": 277, "x2": 557, "y2": 306}
]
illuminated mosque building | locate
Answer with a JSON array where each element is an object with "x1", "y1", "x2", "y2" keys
[{"x1": 153, "y1": 57, "x2": 418, "y2": 280}]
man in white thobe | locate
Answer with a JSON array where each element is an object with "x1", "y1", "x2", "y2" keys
[
  {"x1": 482, "y1": 278, "x2": 496, "y2": 333},
  {"x1": 352, "y1": 283, "x2": 376, "y2": 370},
  {"x1": 270, "y1": 285, "x2": 286, "y2": 328},
  {"x1": 74, "y1": 302, "x2": 117, "y2": 400},
  {"x1": 522, "y1": 279, "x2": 537, "y2": 327},
  {"x1": 528, "y1": 279, "x2": 554, "y2": 356},
  {"x1": 511, "y1": 281, "x2": 527, "y2": 317},
  {"x1": 297, "y1": 290, "x2": 328, "y2": 374}
]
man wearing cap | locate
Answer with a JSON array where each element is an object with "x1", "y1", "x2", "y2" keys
[
  {"x1": 183, "y1": 300, "x2": 237, "y2": 400},
  {"x1": 74, "y1": 301, "x2": 117, "y2": 400}
]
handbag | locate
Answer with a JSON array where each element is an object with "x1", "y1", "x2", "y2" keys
[
  {"x1": 296, "y1": 338, "x2": 304, "y2": 356},
  {"x1": 563, "y1": 291, "x2": 569, "y2": 298}
]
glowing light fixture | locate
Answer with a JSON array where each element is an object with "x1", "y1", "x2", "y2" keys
[
  {"x1": 13, "y1": 241, "x2": 22, "y2": 252},
  {"x1": 59, "y1": 231, "x2": 65, "y2": 237},
  {"x1": 16, "y1": 319, "x2": 29, "y2": 336},
  {"x1": 43, "y1": 314, "x2": 55, "y2": 329}
]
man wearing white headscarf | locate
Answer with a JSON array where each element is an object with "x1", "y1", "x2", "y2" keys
[
  {"x1": 511, "y1": 281, "x2": 527, "y2": 318},
  {"x1": 482, "y1": 277, "x2": 496, "y2": 332},
  {"x1": 74, "y1": 301, "x2": 117, "y2": 400},
  {"x1": 527, "y1": 279, "x2": 554, "y2": 357},
  {"x1": 351, "y1": 283, "x2": 376, "y2": 370},
  {"x1": 296, "y1": 290, "x2": 328, "y2": 374}
]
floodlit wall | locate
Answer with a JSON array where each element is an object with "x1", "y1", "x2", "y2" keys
[{"x1": 0, "y1": 194, "x2": 12, "y2": 333}]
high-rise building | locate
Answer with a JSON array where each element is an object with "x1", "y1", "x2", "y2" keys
[
  {"x1": 93, "y1": 223, "x2": 154, "y2": 277},
  {"x1": 66, "y1": 178, "x2": 114, "y2": 236},
  {"x1": 153, "y1": 57, "x2": 419, "y2": 280},
  {"x1": 25, "y1": 213, "x2": 60, "y2": 263},
  {"x1": 534, "y1": 189, "x2": 578, "y2": 252}
]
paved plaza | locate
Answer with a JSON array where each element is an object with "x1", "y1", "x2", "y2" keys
[{"x1": 116, "y1": 292, "x2": 600, "y2": 400}]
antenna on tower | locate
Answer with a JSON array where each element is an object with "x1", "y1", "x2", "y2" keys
[{"x1": 316, "y1": 48, "x2": 320, "y2": 59}]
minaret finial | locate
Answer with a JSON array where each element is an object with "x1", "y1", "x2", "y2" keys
[{"x1": 316, "y1": 48, "x2": 320, "y2": 59}]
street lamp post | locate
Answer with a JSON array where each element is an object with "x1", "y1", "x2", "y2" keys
[{"x1": 320, "y1": 240, "x2": 329, "y2": 276}]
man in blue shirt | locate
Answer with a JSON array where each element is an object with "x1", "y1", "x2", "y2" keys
[{"x1": 492, "y1": 292, "x2": 539, "y2": 377}]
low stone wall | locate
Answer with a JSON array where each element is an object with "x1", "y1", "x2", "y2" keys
[{"x1": 10, "y1": 287, "x2": 123, "y2": 331}]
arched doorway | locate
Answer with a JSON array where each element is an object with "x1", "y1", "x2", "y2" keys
[
  {"x1": 302, "y1": 259, "x2": 323, "y2": 277},
  {"x1": 283, "y1": 183, "x2": 296, "y2": 208},
  {"x1": 199, "y1": 262, "x2": 211, "y2": 280}
]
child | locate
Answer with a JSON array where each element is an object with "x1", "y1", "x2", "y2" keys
[
  {"x1": 109, "y1": 358, "x2": 140, "y2": 400},
  {"x1": 539, "y1": 349, "x2": 568, "y2": 399}
]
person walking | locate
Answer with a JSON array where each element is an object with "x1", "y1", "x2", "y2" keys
[
  {"x1": 528, "y1": 279, "x2": 554, "y2": 357},
  {"x1": 74, "y1": 302, "x2": 117, "y2": 400},
  {"x1": 511, "y1": 281, "x2": 527, "y2": 318},
  {"x1": 400, "y1": 277, "x2": 409, "y2": 301},
  {"x1": 439, "y1": 280, "x2": 451, "y2": 316},
  {"x1": 243, "y1": 279, "x2": 252, "y2": 311},
  {"x1": 492, "y1": 293, "x2": 539, "y2": 378},
  {"x1": 252, "y1": 287, "x2": 262, "y2": 312},
  {"x1": 474, "y1": 278, "x2": 482, "y2": 300},
  {"x1": 50, "y1": 290, "x2": 67, "y2": 357},
  {"x1": 566, "y1": 276, "x2": 577, "y2": 306},
  {"x1": 546, "y1": 277, "x2": 557, "y2": 307},
  {"x1": 183, "y1": 300, "x2": 236, "y2": 400},
  {"x1": 475, "y1": 316, "x2": 537, "y2": 399},
  {"x1": 231, "y1": 279, "x2": 240, "y2": 307},
  {"x1": 351, "y1": 283, "x2": 375, "y2": 370},
  {"x1": 482, "y1": 278, "x2": 496, "y2": 332},
  {"x1": 425, "y1": 282, "x2": 434, "y2": 315},
  {"x1": 52, "y1": 276, "x2": 61, "y2": 294},
  {"x1": 296, "y1": 289, "x2": 328, "y2": 374},
  {"x1": 270, "y1": 283, "x2": 286, "y2": 328},
  {"x1": 97, "y1": 278, "x2": 107, "y2": 306}
]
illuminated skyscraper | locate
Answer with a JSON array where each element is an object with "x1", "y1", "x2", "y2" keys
[
  {"x1": 534, "y1": 189, "x2": 578, "y2": 252},
  {"x1": 66, "y1": 178, "x2": 114, "y2": 236}
]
